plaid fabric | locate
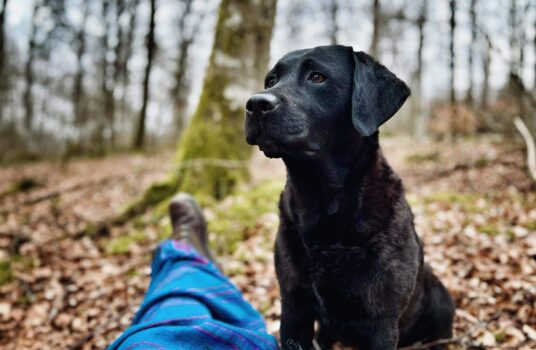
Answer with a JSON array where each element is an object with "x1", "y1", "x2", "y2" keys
[{"x1": 108, "y1": 240, "x2": 279, "y2": 350}]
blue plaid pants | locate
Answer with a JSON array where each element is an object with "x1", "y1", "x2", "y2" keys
[{"x1": 108, "y1": 240, "x2": 279, "y2": 350}]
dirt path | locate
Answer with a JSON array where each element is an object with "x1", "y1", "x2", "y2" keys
[{"x1": 0, "y1": 136, "x2": 535, "y2": 349}]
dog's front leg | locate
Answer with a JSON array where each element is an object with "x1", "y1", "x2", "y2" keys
[
  {"x1": 356, "y1": 317, "x2": 398, "y2": 350},
  {"x1": 280, "y1": 292, "x2": 315, "y2": 350}
]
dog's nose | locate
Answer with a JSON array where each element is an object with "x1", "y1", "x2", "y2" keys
[{"x1": 246, "y1": 93, "x2": 278, "y2": 115}]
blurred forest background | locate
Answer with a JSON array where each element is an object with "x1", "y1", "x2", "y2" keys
[
  {"x1": 1, "y1": 0, "x2": 536, "y2": 160},
  {"x1": 0, "y1": 0, "x2": 535, "y2": 349}
]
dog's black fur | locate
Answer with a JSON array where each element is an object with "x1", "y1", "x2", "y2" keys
[{"x1": 245, "y1": 45, "x2": 455, "y2": 350}]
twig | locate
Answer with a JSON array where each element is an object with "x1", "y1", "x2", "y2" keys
[
  {"x1": 513, "y1": 116, "x2": 536, "y2": 181},
  {"x1": 398, "y1": 336, "x2": 462, "y2": 350},
  {"x1": 399, "y1": 320, "x2": 487, "y2": 350}
]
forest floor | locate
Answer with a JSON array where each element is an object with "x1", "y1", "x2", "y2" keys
[{"x1": 0, "y1": 135, "x2": 535, "y2": 350}]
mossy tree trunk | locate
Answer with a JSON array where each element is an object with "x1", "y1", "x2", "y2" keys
[
  {"x1": 175, "y1": 0, "x2": 277, "y2": 198},
  {"x1": 124, "y1": 0, "x2": 277, "y2": 217}
]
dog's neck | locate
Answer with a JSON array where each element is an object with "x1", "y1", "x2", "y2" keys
[{"x1": 282, "y1": 133, "x2": 380, "y2": 220}]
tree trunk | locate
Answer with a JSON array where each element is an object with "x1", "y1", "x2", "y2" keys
[
  {"x1": 481, "y1": 35, "x2": 491, "y2": 110},
  {"x1": 465, "y1": 0, "x2": 476, "y2": 106},
  {"x1": 118, "y1": 0, "x2": 139, "y2": 134},
  {"x1": 23, "y1": 1, "x2": 39, "y2": 133},
  {"x1": 411, "y1": 0, "x2": 426, "y2": 136},
  {"x1": 448, "y1": 0, "x2": 457, "y2": 138},
  {"x1": 534, "y1": 7, "x2": 536, "y2": 93},
  {"x1": 0, "y1": 0, "x2": 8, "y2": 123},
  {"x1": 327, "y1": 0, "x2": 339, "y2": 45},
  {"x1": 170, "y1": 0, "x2": 194, "y2": 138},
  {"x1": 133, "y1": 0, "x2": 156, "y2": 149},
  {"x1": 508, "y1": 0, "x2": 518, "y2": 81},
  {"x1": 172, "y1": 0, "x2": 277, "y2": 198},
  {"x1": 370, "y1": 0, "x2": 381, "y2": 59},
  {"x1": 110, "y1": 0, "x2": 125, "y2": 148},
  {"x1": 73, "y1": 2, "x2": 88, "y2": 145},
  {"x1": 124, "y1": 0, "x2": 277, "y2": 217},
  {"x1": 449, "y1": 0, "x2": 456, "y2": 107},
  {"x1": 0, "y1": 0, "x2": 7, "y2": 72},
  {"x1": 100, "y1": 0, "x2": 115, "y2": 150}
]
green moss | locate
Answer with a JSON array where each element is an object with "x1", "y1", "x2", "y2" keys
[
  {"x1": 494, "y1": 329, "x2": 507, "y2": 343},
  {"x1": 81, "y1": 222, "x2": 110, "y2": 238},
  {"x1": 133, "y1": 217, "x2": 148, "y2": 230},
  {"x1": 0, "y1": 255, "x2": 34, "y2": 287},
  {"x1": 422, "y1": 192, "x2": 482, "y2": 212},
  {"x1": 526, "y1": 221, "x2": 536, "y2": 231},
  {"x1": 105, "y1": 231, "x2": 148, "y2": 255},
  {"x1": 0, "y1": 260, "x2": 13, "y2": 286},
  {"x1": 120, "y1": 179, "x2": 178, "y2": 221},
  {"x1": 125, "y1": 269, "x2": 139, "y2": 278},
  {"x1": 12, "y1": 255, "x2": 36, "y2": 271},
  {"x1": 475, "y1": 158, "x2": 489, "y2": 168},
  {"x1": 156, "y1": 219, "x2": 173, "y2": 242},
  {"x1": 405, "y1": 151, "x2": 440, "y2": 164},
  {"x1": 209, "y1": 179, "x2": 283, "y2": 255},
  {"x1": 16, "y1": 295, "x2": 32, "y2": 306},
  {"x1": 258, "y1": 301, "x2": 272, "y2": 314},
  {"x1": 478, "y1": 224, "x2": 500, "y2": 236}
]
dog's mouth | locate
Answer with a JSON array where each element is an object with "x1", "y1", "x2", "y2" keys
[
  {"x1": 255, "y1": 135, "x2": 320, "y2": 159},
  {"x1": 245, "y1": 107, "x2": 320, "y2": 159}
]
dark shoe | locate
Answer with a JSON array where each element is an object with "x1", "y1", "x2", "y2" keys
[{"x1": 168, "y1": 193, "x2": 217, "y2": 263}]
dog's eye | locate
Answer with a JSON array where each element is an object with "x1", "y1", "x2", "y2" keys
[
  {"x1": 265, "y1": 76, "x2": 277, "y2": 88},
  {"x1": 309, "y1": 72, "x2": 326, "y2": 83}
]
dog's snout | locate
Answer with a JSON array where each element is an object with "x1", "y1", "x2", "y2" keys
[{"x1": 246, "y1": 93, "x2": 278, "y2": 115}]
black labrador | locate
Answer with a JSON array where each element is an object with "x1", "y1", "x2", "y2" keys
[{"x1": 244, "y1": 45, "x2": 455, "y2": 350}]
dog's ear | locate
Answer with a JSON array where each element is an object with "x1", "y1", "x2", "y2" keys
[{"x1": 351, "y1": 51, "x2": 410, "y2": 136}]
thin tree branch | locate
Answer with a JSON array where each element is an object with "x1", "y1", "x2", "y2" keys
[{"x1": 513, "y1": 116, "x2": 536, "y2": 180}]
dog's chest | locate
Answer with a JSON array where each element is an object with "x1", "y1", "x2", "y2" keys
[
  {"x1": 305, "y1": 242, "x2": 374, "y2": 286},
  {"x1": 305, "y1": 243, "x2": 378, "y2": 320}
]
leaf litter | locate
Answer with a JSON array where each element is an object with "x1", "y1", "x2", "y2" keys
[{"x1": 0, "y1": 136, "x2": 534, "y2": 349}]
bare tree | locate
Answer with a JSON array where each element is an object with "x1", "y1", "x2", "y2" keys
[
  {"x1": 481, "y1": 34, "x2": 491, "y2": 110},
  {"x1": 118, "y1": 0, "x2": 139, "y2": 126},
  {"x1": 466, "y1": 0, "x2": 477, "y2": 106},
  {"x1": 0, "y1": 0, "x2": 6, "y2": 71},
  {"x1": 285, "y1": 0, "x2": 304, "y2": 49},
  {"x1": 73, "y1": 2, "x2": 88, "y2": 142},
  {"x1": 327, "y1": 0, "x2": 339, "y2": 44},
  {"x1": 23, "y1": 1, "x2": 41, "y2": 133},
  {"x1": 518, "y1": 0, "x2": 530, "y2": 79},
  {"x1": 534, "y1": 3, "x2": 536, "y2": 93},
  {"x1": 99, "y1": 0, "x2": 115, "y2": 149},
  {"x1": 133, "y1": 0, "x2": 156, "y2": 149},
  {"x1": 449, "y1": 0, "x2": 456, "y2": 107},
  {"x1": 0, "y1": 0, "x2": 8, "y2": 122},
  {"x1": 508, "y1": 0, "x2": 519, "y2": 79},
  {"x1": 410, "y1": 0, "x2": 427, "y2": 135},
  {"x1": 370, "y1": 0, "x2": 381, "y2": 58},
  {"x1": 170, "y1": 0, "x2": 195, "y2": 138}
]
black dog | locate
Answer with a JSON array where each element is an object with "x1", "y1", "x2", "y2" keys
[{"x1": 245, "y1": 45, "x2": 455, "y2": 350}]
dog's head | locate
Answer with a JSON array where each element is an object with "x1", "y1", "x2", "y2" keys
[{"x1": 244, "y1": 45, "x2": 410, "y2": 159}]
